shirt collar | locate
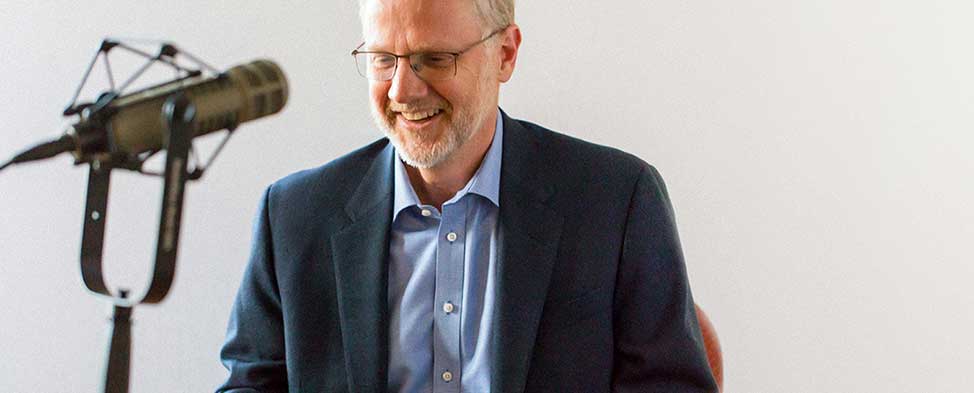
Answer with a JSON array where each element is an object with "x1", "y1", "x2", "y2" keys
[{"x1": 392, "y1": 108, "x2": 504, "y2": 220}]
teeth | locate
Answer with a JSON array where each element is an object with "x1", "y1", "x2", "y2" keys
[{"x1": 401, "y1": 109, "x2": 440, "y2": 121}]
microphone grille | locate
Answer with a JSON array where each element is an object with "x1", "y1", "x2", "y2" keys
[{"x1": 225, "y1": 59, "x2": 289, "y2": 122}]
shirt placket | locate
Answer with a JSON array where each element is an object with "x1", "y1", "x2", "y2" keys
[{"x1": 432, "y1": 198, "x2": 466, "y2": 392}]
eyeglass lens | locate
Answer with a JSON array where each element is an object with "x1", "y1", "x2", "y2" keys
[{"x1": 355, "y1": 52, "x2": 457, "y2": 81}]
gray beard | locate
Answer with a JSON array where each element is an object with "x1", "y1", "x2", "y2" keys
[{"x1": 372, "y1": 103, "x2": 488, "y2": 169}]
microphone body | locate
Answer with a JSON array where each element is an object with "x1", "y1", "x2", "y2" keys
[{"x1": 2, "y1": 59, "x2": 288, "y2": 170}]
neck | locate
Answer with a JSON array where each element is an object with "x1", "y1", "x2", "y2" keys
[{"x1": 405, "y1": 111, "x2": 498, "y2": 210}]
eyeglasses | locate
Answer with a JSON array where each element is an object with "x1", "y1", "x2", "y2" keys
[{"x1": 351, "y1": 27, "x2": 506, "y2": 82}]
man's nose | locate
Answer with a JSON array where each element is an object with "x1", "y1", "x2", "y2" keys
[{"x1": 388, "y1": 58, "x2": 430, "y2": 103}]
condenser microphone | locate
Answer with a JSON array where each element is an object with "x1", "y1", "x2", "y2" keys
[{"x1": 1, "y1": 59, "x2": 288, "y2": 170}]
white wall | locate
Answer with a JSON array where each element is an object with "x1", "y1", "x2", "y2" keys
[{"x1": 1, "y1": 1, "x2": 972, "y2": 392}]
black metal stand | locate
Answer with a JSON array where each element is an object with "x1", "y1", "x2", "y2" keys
[
  {"x1": 80, "y1": 94, "x2": 197, "y2": 393},
  {"x1": 104, "y1": 294, "x2": 132, "y2": 393}
]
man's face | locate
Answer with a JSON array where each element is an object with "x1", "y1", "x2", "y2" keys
[{"x1": 362, "y1": 0, "x2": 501, "y2": 169}]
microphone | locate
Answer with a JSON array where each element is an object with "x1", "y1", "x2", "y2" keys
[{"x1": 1, "y1": 59, "x2": 288, "y2": 170}]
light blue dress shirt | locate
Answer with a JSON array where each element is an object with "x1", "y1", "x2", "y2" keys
[{"x1": 387, "y1": 110, "x2": 503, "y2": 393}]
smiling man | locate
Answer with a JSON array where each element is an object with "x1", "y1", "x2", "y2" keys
[{"x1": 217, "y1": 0, "x2": 718, "y2": 392}]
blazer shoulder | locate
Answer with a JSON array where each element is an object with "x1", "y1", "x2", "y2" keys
[
  {"x1": 513, "y1": 118, "x2": 655, "y2": 186},
  {"x1": 266, "y1": 138, "x2": 390, "y2": 210}
]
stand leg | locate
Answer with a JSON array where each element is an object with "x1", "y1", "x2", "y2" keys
[{"x1": 104, "y1": 301, "x2": 133, "y2": 393}]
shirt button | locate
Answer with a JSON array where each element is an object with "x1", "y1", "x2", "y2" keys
[
  {"x1": 443, "y1": 302, "x2": 455, "y2": 314},
  {"x1": 441, "y1": 370, "x2": 453, "y2": 382},
  {"x1": 421, "y1": 209, "x2": 432, "y2": 217},
  {"x1": 446, "y1": 232, "x2": 458, "y2": 242}
]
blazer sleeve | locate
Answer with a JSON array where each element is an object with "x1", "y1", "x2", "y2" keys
[
  {"x1": 611, "y1": 164, "x2": 719, "y2": 392},
  {"x1": 217, "y1": 186, "x2": 289, "y2": 393}
]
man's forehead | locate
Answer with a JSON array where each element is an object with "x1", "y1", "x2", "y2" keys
[
  {"x1": 362, "y1": 0, "x2": 473, "y2": 15},
  {"x1": 360, "y1": 0, "x2": 484, "y2": 49},
  {"x1": 362, "y1": 0, "x2": 470, "y2": 25}
]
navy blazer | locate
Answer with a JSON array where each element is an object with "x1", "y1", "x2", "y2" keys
[{"x1": 218, "y1": 111, "x2": 718, "y2": 392}]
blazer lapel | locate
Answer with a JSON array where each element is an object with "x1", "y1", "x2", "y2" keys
[
  {"x1": 491, "y1": 112, "x2": 564, "y2": 392},
  {"x1": 330, "y1": 143, "x2": 395, "y2": 392}
]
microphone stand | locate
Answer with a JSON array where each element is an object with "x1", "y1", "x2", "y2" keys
[
  {"x1": 81, "y1": 94, "x2": 196, "y2": 393},
  {"x1": 1, "y1": 39, "x2": 251, "y2": 392}
]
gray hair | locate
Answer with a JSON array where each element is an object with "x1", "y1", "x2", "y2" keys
[
  {"x1": 472, "y1": 0, "x2": 515, "y2": 31},
  {"x1": 358, "y1": 0, "x2": 514, "y2": 32}
]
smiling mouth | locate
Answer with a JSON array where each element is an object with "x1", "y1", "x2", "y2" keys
[{"x1": 399, "y1": 109, "x2": 442, "y2": 121}]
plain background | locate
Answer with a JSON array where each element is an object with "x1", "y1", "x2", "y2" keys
[{"x1": 1, "y1": 1, "x2": 972, "y2": 392}]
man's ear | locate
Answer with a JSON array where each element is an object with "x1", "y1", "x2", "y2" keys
[{"x1": 497, "y1": 24, "x2": 522, "y2": 83}]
